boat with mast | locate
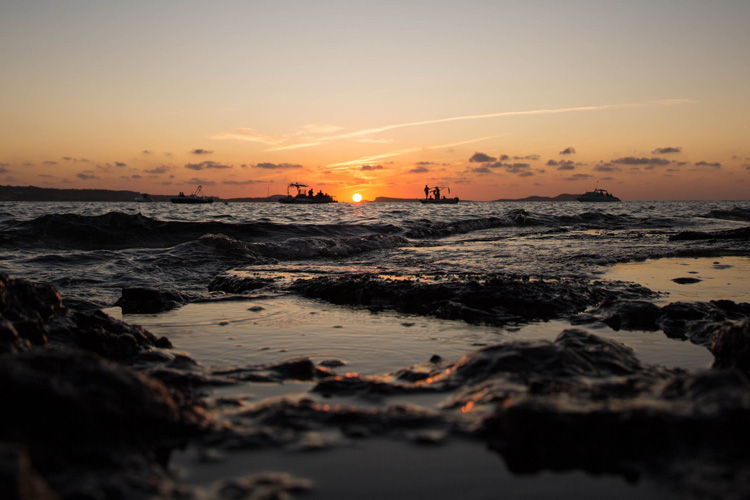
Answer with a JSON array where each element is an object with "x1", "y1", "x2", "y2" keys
[
  {"x1": 419, "y1": 185, "x2": 459, "y2": 204},
  {"x1": 170, "y1": 185, "x2": 214, "y2": 204}
]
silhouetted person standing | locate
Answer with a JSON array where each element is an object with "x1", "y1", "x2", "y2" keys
[
  {"x1": 424, "y1": 185, "x2": 430, "y2": 199},
  {"x1": 434, "y1": 187, "x2": 440, "y2": 199}
]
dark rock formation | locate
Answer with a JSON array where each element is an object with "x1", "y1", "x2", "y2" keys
[
  {"x1": 208, "y1": 274, "x2": 275, "y2": 294},
  {"x1": 593, "y1": 297, "x2": 750, "y2": 346},
  {"x1": 116, "y1": 286, "x2": 188, "y2": 314},
  {"x1": 0, "y1": 275, "x2": 211, "y2": 499},
  {"x1": 711, "y1": 319, "x2": 750, "y2": 375},
  {"x1": 213, "y1": 357, "x2": 333, "y2": 383},
  {"x1": 0, "y1": 274, "x2": 171, "y2": 359},
  {"x1": 668, "y1": 226, "x2": 750, "y2": 241},
  {"x1": 290, "y1": 274, "x2": 624, "y2": 326}
]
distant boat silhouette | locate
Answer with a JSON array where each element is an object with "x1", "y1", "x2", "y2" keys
[
  {"x1": 278, "y1": 182, "x2": 337, "y2": 204},
  {"x1": 134, "y1": 193, "x2": 153, "y2": 202},
  {"x1": 576, "y1": 188, "x2": 620, "y2": 202},
  {"x1": 419, "y1": 185, "x2": 459, "y2": 204},
  {"x1": 171, "y1": 185, "x2": 214, "y2": 204}
]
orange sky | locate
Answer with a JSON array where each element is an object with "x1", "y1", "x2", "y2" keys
[{"x1": 1, "y1": 1, "x2": 749, "y2": 201}]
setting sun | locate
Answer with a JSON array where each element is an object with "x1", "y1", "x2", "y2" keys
[{"x1": 352, "y1": 193, "x2": 362, "y2": 202}]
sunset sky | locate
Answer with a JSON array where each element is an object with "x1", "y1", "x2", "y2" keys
[{"x1": 2, "y1": 1, "x2": 749, "y2": 201}]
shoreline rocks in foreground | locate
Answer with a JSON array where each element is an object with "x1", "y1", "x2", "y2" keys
[{"x1": 3, "y1": 272, "x2": 750, "y2": 499}]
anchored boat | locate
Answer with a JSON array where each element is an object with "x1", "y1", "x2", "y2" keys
[
  {"x1": 576, "y1": 188, "x2": 620, "y2": 202},
  {"x1": 419, "y1": 185, "x2": 459, "y2": 204},
  {"x1": 171, "y1": 185, "x2": 214, "y2": 204},
  {"x1": 278, "y1": 183, "x2": 337, "y2": 204}
]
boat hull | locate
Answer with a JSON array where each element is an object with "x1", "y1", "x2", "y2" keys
[
  {"x1": 170, "y1": 198, "x2": 213, "y2": 204},
  {"x1": 278, "y1": 196, "x2": 336, "y2": 204},
  {"x1": 419, "y1": 198, "x2": 459, "y2": 204},
  {"x1": 576, "y1": 196, "x2": 620, "y2": 202}
]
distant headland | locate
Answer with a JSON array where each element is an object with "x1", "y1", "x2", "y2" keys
[
  {"x1": 373, "y1": 194, "x2": 580, "y2": 202},
  {"x1": 0, "y1": 185, "x2": 580, "y2": 203}
]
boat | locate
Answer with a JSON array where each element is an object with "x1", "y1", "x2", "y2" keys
[
  {"x1": 419, "y1": 197, "x2": 459, "y2": 204},
  {"x1": 278, "y1": 183, "x2": 337, "y2": 204},
  {"x1": 134, "y1": 193, "x2": 153, "y2": 202},
  {"x1": 170, "y1": 185, "x2": 214, "y2": 204},
  {"x1": 576, "y1": 188, "x2": 620, "y2": 202},
  {"x1": 419, "y1": 185, "x2": 459, "y2": 204}
]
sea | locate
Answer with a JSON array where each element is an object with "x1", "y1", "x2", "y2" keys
[{"x1": 2, "y1": 199, "x2": 750, "y2": 498}]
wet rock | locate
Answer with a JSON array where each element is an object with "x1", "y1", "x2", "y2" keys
[
  {"x1": 481, "y1": 368, "x2": 750, "y2": 476},
  {"x1": 710, "y1": 319, "x2": 750, "y2": 375},
  {"x1": 672, "y1": 277, "x2": 701, "y2": 284},
  {"x1": 208, "y1": 274, "x2": 275, "y2": 294},
  {"x1": 213, "y1": 357, "x2": 333, "y2": 383},
  {"x1": 0, "y1": 319, "x2": 30, "y2": 355},
  {"x1": 47, "y1": 308, "x2": 172, "y2": 360},
  {"x1": 0, "y1": 444, "x2": 58, "y2": 500},
  {"x1": 291, "y1": 274, "x2": 616, "y2": 326},
  {"x1": 668, "y1": 226, "x2": 750, "y2": 241},
  {"x1": 319, "y1": 359, "x2": 346, "y2": 368},
  {"x1": 0, "y1": 350, "x2": 201, "y2": 447},
  {"x1": 0, "y1": 275, "x2": 172, "y2": 359},
  {"x1": 116, "y1": 286, "x2": 187, "y2": 314},
  {"x1": 215, "y1": 472, "x2": 312, "y2": 500},
  {"x1": 597, "y1": 299, "x2": 661, "y2": 331},
  {"x1": 233, "y1": 397, "x2": 444, "y2": 442},
  {"x1": 593, "y1": 298, "x2": 750, "y2": 346}
]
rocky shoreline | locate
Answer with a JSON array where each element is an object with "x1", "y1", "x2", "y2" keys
[{"x1": 2, "y1": 272, "x2": 750, "y2": 499}]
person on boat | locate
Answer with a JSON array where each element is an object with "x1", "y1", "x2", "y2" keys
[
  {"x1": 433, "y1": 187, "x2": 441, "y2": 199},
  {"x1": 308, "y1": 188, "x2": 314, "y2": 197},
  {"x1": 424, "y1": 185, "x2": 430, "y2": 199},
  {"x1": 179, "y1": 192, "x2": 184, "y2": 197}
]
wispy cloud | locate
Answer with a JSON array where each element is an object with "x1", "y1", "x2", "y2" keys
[{"x1": 327, "y1": 136, "x2": 498, "y2": 169}]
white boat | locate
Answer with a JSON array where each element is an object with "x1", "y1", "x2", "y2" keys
[
  {"x1": 171, "y1": 185, "x2": 214, "y2": 204},
  {"x1": 576, "y1": 188, "x2": 620, "y2": 202},
  {"x1": 134, "y1": 193, "x2": 154, "y2": 202},
  {"x1": 278, "y1": 183, "x2": 337, "y2": 204}
]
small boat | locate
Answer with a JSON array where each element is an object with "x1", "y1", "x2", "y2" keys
[
  {"x1": 419, "y1": 185, "x2": 459, "y2": 204},
  {"x1": 419, "y1": 197, "x2": 459, "y2": 204},
  {"x1": 576, "y1": 188, "x2": 620, "y2": 202},
  {"x1": 134, "y1": 193, "x2": 153, "y2": 202},
  {"x1": 278, "y1": 182, "x2": 337, "y2": 204},
  {"x1": 171, "y1": 185, "x2": 214, "y2": 204}
]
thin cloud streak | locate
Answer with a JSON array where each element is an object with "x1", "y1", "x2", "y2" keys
[
  {"x1": 327, "y1": 135, "x2": 499, "y2": 170},
  {"x1": 262, "y1": 99, "x2": 695, "y2": 152}
]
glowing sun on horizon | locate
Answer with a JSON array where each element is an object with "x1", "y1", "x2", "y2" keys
[{"x1": 352, "y1": 193, "x2": 362, "y2": 202}]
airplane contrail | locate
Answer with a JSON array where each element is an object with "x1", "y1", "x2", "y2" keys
[
  {"x1": 326, "y1": 135, "x2": 500, "y2": 169},
  {"x1": 264, "y1": 99, "x2": 694, "y2": 152}
]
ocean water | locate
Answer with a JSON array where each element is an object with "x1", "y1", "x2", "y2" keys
[
  {"x1": 2, "y1": 199, "x2": 750, "y2": 498},
  {"x1": 2, "y1": 200, "x2": 749, "y2": 307}
]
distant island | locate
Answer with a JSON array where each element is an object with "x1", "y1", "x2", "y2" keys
[
  {"x1": 372, "y1": 194, "x2": 580, "y2": 202},
  {"x1": 0, "y1": 185, "x2": 258, "y2": 202},
  {"x1": 0, "y1": 185, "x2": 581, "y2": 203}
]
